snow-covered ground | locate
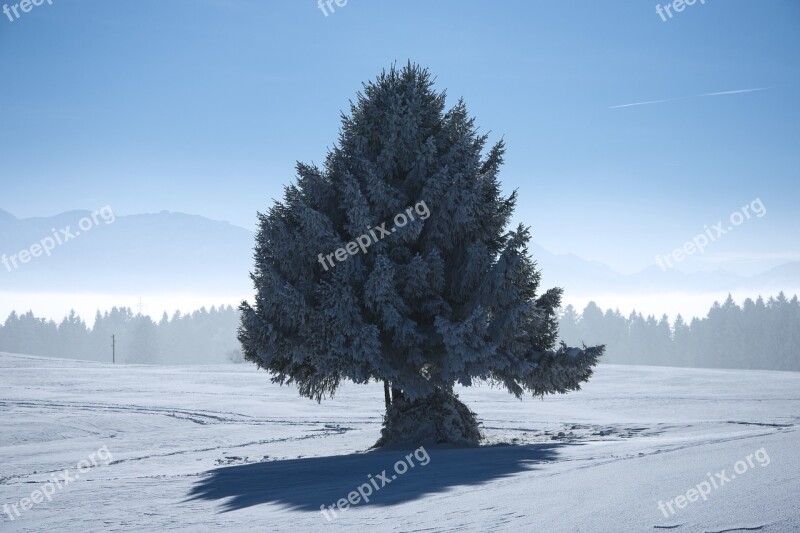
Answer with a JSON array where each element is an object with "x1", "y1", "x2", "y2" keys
[{"x1": 1, "y1": 352, "x2": 798, "y2": 532}]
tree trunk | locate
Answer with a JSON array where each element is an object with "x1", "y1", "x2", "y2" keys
[
  {"x1": 374, "y1": 389, "x2": 482, "y2": 448},
  {"x1": 383, "y1": 380, "x2": 391, "y2": 412}
]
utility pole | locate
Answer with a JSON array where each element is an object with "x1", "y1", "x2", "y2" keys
[{"x1": 111, "y1": 334, "x2": 115, "y2": 364}]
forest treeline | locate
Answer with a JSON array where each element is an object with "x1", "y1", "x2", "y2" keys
[
  {"x1": 558, "y1": 292, "x2": 799, "y2": 371},
  {"x1": 0, "y1": 305, "x2": 242, "y2": 364},
  {"x1": 1, "y1": 292, "x2": 798, "y2": 370}
]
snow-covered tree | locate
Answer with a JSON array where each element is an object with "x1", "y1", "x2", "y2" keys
[{"x1": 239, "y1": 63, "x2": 604, "y2": 446}]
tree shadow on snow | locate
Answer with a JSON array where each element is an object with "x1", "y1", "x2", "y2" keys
[{"x1": 186, "y1": 442, "x2": 572, "y2": 513}]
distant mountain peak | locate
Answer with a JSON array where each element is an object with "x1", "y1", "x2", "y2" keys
[{"x1": 0, "y1": 208, "x2": 18, "y2": 222}]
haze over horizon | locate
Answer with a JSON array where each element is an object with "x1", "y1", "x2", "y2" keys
[{"x1": 1, "y1": 206, "x2": 796, "y2": 325}]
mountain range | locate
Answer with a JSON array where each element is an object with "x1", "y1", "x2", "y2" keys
[{"x1": 0, "y1": 208, "x2": 796, "y2": 299}]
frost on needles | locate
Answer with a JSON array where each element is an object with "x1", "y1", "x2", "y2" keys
[{"x1": 238, "y1": 63, "x2": 604, "y2": 447}]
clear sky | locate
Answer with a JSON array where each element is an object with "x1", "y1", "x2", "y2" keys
[{"x1": 1, "y1": 0, "x2": 798, "y2": 276}]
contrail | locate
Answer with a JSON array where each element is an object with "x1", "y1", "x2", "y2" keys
[
  {"x1": 702, "y1": 87, "x2": 769, "y2": 97},
  {"x1": 610, "y1": 87, "x2": 770, "y2": 109},
  {"x1": 609, "y1": 99, "x2": 671, "y2": 109}
]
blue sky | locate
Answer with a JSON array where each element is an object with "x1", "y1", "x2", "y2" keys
[{"x1": 1, "y1": 0, "x2": 798, "y2": 275}]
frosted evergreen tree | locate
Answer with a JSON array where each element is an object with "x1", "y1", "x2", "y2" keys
[{"x1": 239, "y1": 63, "x2": 604, "y2": 446}]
